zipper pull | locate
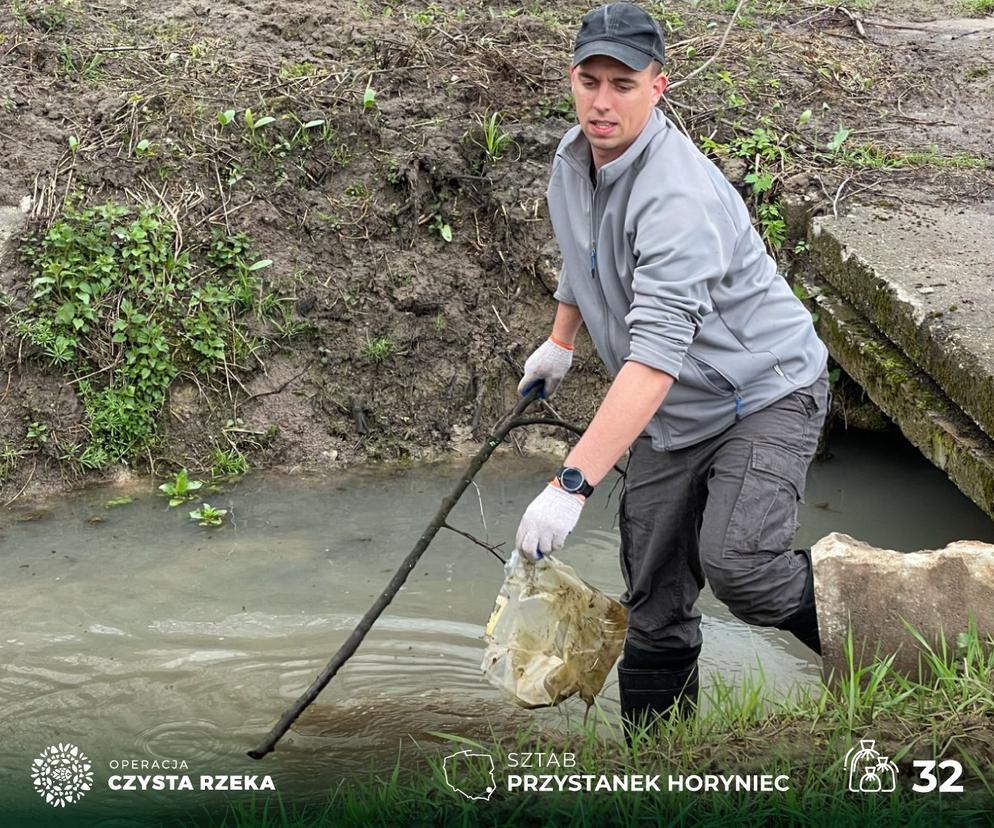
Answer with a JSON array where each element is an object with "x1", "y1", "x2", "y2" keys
[
  {"x1": 590, "y1": 246, "x2": 597, "y2": 278},
  {"x1": 773, "y1": 363, "x2": 785, "y2": 379},
  {"x1": 735, "y1": 394, "x2": 743, "y2": 421}
]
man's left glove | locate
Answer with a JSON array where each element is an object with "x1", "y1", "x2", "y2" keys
[{"x1": 515, "y1": 483, "x2": 585, "y2": 561}]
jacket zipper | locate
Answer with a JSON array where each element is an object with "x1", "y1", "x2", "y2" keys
[
  {"x1": 691, "y1": 352, "x2": 744, "y2": 422},
  {"x1": 589, "y1": 176, "x2": 598, "y2": 279}
]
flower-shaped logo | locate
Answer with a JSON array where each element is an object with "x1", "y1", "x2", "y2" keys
[{"x1": 30, "y1": 743, "x2": 94, "y2": 807}]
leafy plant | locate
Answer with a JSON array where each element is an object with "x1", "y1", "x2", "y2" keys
[
  {"x1": 17, "y1": 201, "x2": 278, "y2": 467},
  {"x1": 537, "y1": 93, "x2": 574, "y2": 120},
  {"x1": 289, "y1": 117, "x2": 332, "y2": 147},
  {"x1": 744, "y1": 171, "x2": 774, "y2": 194},
  {"x1": 216, "y1": 109, "x2": 236, "y2": 126},
  {"x1": 159, "y1": 467, "x2": 204, "y2": 506},
  {"x1": 827, "y1": 124, "x2": 851, "y2": 153},
  {"x1": 362, "y1": 87, "x2": 377, "y2": 110},
  {"x1": 189, "y1": 502, "x2": 227, "y2": 526},
  {"x1": 757, "y1": 202, "x2": 787, "y2": 250},
  {"x1": 243, "y1": 108, "x2": 275, "y2": 132},
  {"x1": 429, "y1": 213, "x2": 452, "y2": 242},
  {"x1": 25, "y1": 421, "x2": 48, "y2": 448}
]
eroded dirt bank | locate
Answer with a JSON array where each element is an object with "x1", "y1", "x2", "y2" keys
[{"x1": 1, "y1": 0, "x2": 991, "y2": 501}]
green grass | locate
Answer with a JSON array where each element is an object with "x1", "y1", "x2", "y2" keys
[
  {"x1": 361, "y1": 336, "x2": 396, "y2": 363},
  {"x1": 206, "y1": 626, "x2": 994, "y2": 827},
  {"x1": 964, "y1": 0, "x2": 994, "y2": 15}
]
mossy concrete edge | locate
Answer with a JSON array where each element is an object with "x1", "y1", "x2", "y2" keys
[
  {"x1": 798, "y1": 270, "x2": 994, "y2": 521},
  {"x1": 809, "y1": 210, "x2": 994, "y2": 443}
]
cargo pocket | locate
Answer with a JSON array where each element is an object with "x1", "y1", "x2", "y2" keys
[{"x1": 723, "y1": 443, "x2": 808, "y2": 555}]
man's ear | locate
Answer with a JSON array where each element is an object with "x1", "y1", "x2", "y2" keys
[{"x1": 652, "y1": 73, "x2": 669, "y2": 103}]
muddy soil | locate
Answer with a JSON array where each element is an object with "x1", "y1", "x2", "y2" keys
[{"x1": 0, "y1": 0, "x2": 991, "y2": 501}]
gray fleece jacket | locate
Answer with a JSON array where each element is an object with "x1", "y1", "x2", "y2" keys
[{"x1": 549, "y1": 108, "x2": 828, "y2": 451}]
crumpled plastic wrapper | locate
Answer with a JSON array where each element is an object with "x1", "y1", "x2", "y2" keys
[{"x1": 481, "y1": 550, "x2": 628, "y2": 708}]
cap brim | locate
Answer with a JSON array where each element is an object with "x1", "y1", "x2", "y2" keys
[{"x1": 572, "y1": 40, "x2": 653, "y2": 71}]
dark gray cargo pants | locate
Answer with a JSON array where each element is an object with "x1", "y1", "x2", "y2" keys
[{"x1": 619, "y1": 371, "x2": 829, "y2": 655}]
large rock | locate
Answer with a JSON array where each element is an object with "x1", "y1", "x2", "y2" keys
[{"x1": 813, "y1": 532, "x2": 994, "y2": 681}]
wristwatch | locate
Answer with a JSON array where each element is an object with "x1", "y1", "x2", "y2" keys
[{"x1": 555, "y1": 466, "x2": 594, "y2": 498}]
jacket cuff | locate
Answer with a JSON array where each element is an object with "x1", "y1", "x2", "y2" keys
[
  {"x1": 553, "y1": 265, "x2": 577, "y2": 305},
  {"x1": 625, "y1": 318, "x2": 694, "y2": 378}
]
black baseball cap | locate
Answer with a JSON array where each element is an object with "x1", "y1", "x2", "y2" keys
[{"x1": 572, "y1": 3, "x2": 666, "y2": 71}]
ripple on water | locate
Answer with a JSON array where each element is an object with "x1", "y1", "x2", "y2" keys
[{"x1": 136, "y1": 718, "x2": 228, "y2": 765}]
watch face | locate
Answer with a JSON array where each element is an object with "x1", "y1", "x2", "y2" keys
[{"x1": 560, "y1": 467, "x2": 585, "y2": 492}]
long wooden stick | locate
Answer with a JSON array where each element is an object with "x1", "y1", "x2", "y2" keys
[{"x1": 248, "y1": 388, "x2": 555, "y2": 759}]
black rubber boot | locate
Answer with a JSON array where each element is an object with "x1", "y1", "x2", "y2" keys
[
  {"x1": 777, "y1": 549, "x2": 821, "y2": 654},
  {"x1": 617, "y1": 662, "x2": 699, "y2": 744}
]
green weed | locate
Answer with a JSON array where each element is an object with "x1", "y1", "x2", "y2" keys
[
  {"x1": 278, "y1": 61, "x2": 323, "y2": 79},
  {"x1": 469, "y1": 110, "x2": 516, "y2": 165},
  {"x1": 189, "y1": 502, "x2": 226, "y2": 526},
  {"x1": 701, "y1": 127, "x2": 789, "y2": 251},
  {"x1": 209, "y1": 446, "x2": 248, "y2": 478},
  {"x1": 537, "y1": 92, "x2": 575, "y2": 120},
  {"x1": 429, "y1": 213, "x2": 453, "y2": 242},
  {"x1": 17, "y1": 201, "x2": 277, "y2": 466},
  {"x1": 25, "y1": 421, "x2": 48, "y2": 448},
  {"x1": 0, "y1": 439, "x2": 24, "y2": 479},
  {"x1": 964, "y1": 0, "x2": 994, "y2": 14},
  {"x1": 57, "y1": 46, "x2": 105, "y2": 81},
  {"x1": 158, "y1": 467, "x2": 204, "y2": 506},
  {"x1": 362, "y1": 336, "x2": 396, "y2": 363}
]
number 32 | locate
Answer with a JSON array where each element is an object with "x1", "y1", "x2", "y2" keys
[{"x1": 912, "y1": 760, "x2": 964, "y2": 793}]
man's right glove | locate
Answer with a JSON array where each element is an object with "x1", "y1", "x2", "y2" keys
[
  {"x1": 515, "y1": 482, "x2": 585, "y2": 561},
  {"x1": 516, "y1": 337, "x2": 573, "y2": 399}
]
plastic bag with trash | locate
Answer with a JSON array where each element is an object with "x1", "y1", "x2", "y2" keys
[{"x1": 481, "y1": 549, "x2": 628, "y2": 708}]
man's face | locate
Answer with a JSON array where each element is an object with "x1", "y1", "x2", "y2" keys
[{"x1": 570, "y1": 55, "x2": 667, "y2": 168}]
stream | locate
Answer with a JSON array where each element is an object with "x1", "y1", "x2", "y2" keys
[{"x1": 2, "y1": 428, "x2": 993, "y2": 823}]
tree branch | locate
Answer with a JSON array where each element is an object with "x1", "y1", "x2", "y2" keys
[{"x1": 248, "y1": 388, "x2": 562, "y2": 759}]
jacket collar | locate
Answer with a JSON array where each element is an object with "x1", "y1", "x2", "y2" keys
[{"x1": 559, "y1": 107, "x2": 669, "y2": 187}]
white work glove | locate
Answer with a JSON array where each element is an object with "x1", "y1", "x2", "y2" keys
[
  {"x1": 517, "y1": 338, "x2": 573, "y2": 399},
  {"x1": 515, "y1": 483, "x2": 585, "y2": 561}
]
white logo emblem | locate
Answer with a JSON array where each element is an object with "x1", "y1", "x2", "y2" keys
[
  {"x1": 31, "y1": 743, "x2": 94, "y2": 807},
  {"x1": 442, "y1": 749, "x2": 497, "y2": 801},
  {"x1": 844, "y1": 739, "x2": 898, "y2": 793}
]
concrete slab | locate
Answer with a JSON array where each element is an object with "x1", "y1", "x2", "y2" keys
[
  {"x1": 0, "y1": 205, "x2": 29, "y2": 253},
  {"x1": 813, "y1": 532, "x2": 994, "y2": 681},
  {"x1": 0, "y1": 205, "x2": 31, "y2": 302},
  {"x1": 798, "y1": 269, "x2": 994, "y2": 520},
  {"x1": 811, "y1": 201, "x2": 994, "y2": 442}
]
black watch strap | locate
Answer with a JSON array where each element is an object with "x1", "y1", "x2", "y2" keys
[{"x1": 555, "y1": 466, "x2": 594, "y2": 498}]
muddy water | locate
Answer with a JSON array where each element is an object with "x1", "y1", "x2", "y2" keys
[{"x1": 2, "y1": 429, "x2": 994, "y2": 821}]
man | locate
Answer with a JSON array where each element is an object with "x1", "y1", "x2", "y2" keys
[{"x1": 514, "y1": 2, "x2": 829, "y2": 734}]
